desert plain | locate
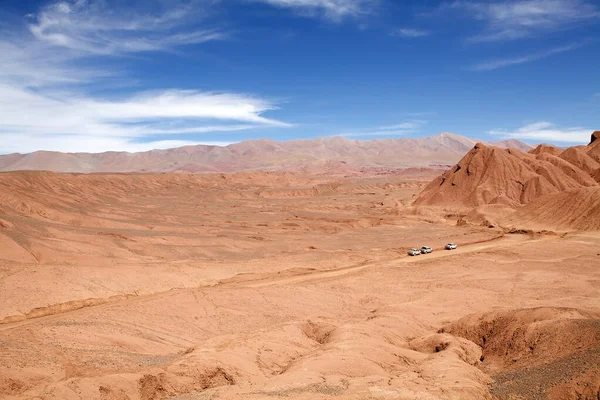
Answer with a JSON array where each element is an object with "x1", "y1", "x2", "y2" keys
[{"x1": 1, "y1": 138, "x2": 600, "y2": 400}]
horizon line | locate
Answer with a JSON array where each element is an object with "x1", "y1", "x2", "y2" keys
[{"x1": 0, "y1": 132, "x2": 545, "y2": 156}]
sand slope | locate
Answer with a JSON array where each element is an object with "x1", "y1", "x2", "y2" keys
[
  {"x1": 413, "y1": 132, "x2": 600, "y2": 231},
  {"x1": 559, "y1": 147, "x2": 600, "y2": 175},
  {"x1": 504, "y1": 186, "x2": 600, "y2": 231},
  {"x1": 414, "y1": 144, "x2": 570, "y2": 207},
  {"x1": 529, "y1": 144, "x2": 563, "y2": 156}
]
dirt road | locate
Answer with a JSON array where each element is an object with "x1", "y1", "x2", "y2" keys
[
  {"x1": 220, "y1": 233, "x2": 550, "y2": 288},
  {"x1": 0, "y1": 233, "x2": 548, "y2": 333}
]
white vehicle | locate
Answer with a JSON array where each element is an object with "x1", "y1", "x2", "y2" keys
[
  {"x1": 421, "y1": 246, "x2": 433, "y2": 254},
  {"x1": 408, "y1": 248, "x2": 421, "y2": 256},
  {"x1": 445, "y1": 243, "x2": 457, "y2": 250}
]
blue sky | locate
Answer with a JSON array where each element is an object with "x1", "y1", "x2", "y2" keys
[{"x1": 0, "y1": 0, "x2": 599, "y2": 153}]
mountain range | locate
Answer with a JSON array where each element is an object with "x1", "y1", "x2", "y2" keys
[{"x1": 0, "y1": 133, "x2": 533, "y2": 173}]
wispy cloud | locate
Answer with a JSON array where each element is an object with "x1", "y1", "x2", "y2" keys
[
  {"x1": 0, "y1": 84, "x2": 289, "y2": 153},
  {"x1": 490, "y1": 122, "x2": 593, "y2": 143},
  {"x1": 27, "y1": 0, "x2": 224, "y2": 55},
  {"x1": 448, "y1": 0, "x2": 599, "y2": 42},
  {"x1": 2, "y1": 0, "x2": 225, "y2": 88},
  {"x1": 0, "y1": 86, "x2": 288, "y2": 134},
  {"x1": 250, "y1": 0, "x2": 375, "y2": 21},
  {"x1": 341, "y1": 130, "x2": 412, "y2": 138},
  {"x1": 402, "y1": 111, "x2": 438, "y2": 117},
  {"x1": 0, "y1": 0, "x2": 290, "y2": 154},
  {"x1": 341, "y1": 120, "x2": 427, "y2": 138},
  {"x1": 471, "y1": 43, "x2": 583, "y2": 71},
  {"x1": 392, "y1": 28, "x2": 431, "y2": 38},
  {"x1": 0, "y1": 35, "x2": 111, "y2": 88},
  {"x1": 377, "y1": 120, "x2": 427, "y2": 130},
  {"x1": 0, "y1": 136, "x2": 233, "y2": 154}
]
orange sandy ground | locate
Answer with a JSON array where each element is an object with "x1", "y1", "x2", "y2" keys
[{"x1": 0, "y1": 171, "x2": 598, "y2": 399}]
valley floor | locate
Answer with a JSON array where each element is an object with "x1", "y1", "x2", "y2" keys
[{"x1": 0, "y1": 171, "x2": 598, "y2": 399}]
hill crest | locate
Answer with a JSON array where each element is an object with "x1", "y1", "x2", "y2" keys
[{"x1": 414, "y1": 132, "x2": 600, "y2": 231}]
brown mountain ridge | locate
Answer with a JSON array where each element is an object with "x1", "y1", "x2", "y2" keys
[{"x1": 0, "y1": 133, "x2": 532, "y2": 173}]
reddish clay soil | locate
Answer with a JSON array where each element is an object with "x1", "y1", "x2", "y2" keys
[
  {"x1": 0, "y1": 170, "x2": 599, "y2": 399},
  {"x1": 413, "y1": 137, "x2": 600, "y2": 234}
]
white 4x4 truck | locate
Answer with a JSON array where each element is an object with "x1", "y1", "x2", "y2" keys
[{"x1": 408, "y1": 248, "x2": 421, "y2": 256}]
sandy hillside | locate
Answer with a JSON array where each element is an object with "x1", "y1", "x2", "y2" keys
[
  {"x1": 503, "y1": 186, "x2": 600, "y2": 231},
  {"x1": 412, "y1": 131, "x2": 600, "y2": 233},
  {"x1": 0, "y1": 133, "x2": 532, "y2": 173},
  {"x1": 0, "y1": 165, "x2": 598, "y2": 400}
]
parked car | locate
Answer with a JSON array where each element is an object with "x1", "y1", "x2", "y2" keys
[
  {"x1": 421, "y1": 246, "x2": 433, "y2": 254},
  {"x1": 408, "y1": 248, "x2": 421, "y2": 256},
  {"x1": 445, "y1": 243, "x2": 457, "y2": 250}
]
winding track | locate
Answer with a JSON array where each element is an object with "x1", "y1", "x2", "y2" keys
[
  {"x1": 238, "y1": 233, "x2": 553, "y2": 288},
  {"x1": 0, "y1": 233, "x2": 555, "y2": 332}
]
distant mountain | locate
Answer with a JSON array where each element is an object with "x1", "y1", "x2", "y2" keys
[{"x1": 0, "y1": 133, "x2": 534, "y2": 173}]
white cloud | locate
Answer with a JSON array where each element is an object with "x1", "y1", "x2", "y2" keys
[
  {"x1": 402, "y1": 111, "x2": 438, "y2": 117},
  {"x1": 0, "y1": 0, "x2": 291, "y2": 154},
  {"x1": 471, "y1": 43, "x2": 582, "y2": 71},
  {"x1": 449, "y1": 0, "x2": 599, "y2": 42},
  {"x1": 251, "y1": 0, "x2": 375, "y2": 21},
  {"x1": 2, "y1": 0, "x2": 224, "y2": 88},
  {"x1": 490, "y1": 122, "x2": 593, "y2": 143},
  {"x1": 27, "y1": 0, "x2": 224, "y2": 55},
  {"x1": 393, "y1": 28, "x2": 431, "y2": 38},
  {"x1": 342, "y1": 130, "x2": 411, "y2": 138},
  {"x1": 377, "y1": 120, "x2": 427, "y2": 130},
  {"x1": 341, "y1": 120, "x2": 426, "y2": 137},
  {"x1": 0, "y1": 84, "x2": 289, "y2": 153},
  {"x1": 0, "y1": 135, "x2": 232, "y2": 154},
  {"x1": 0, "y1": 36, "x2": 110, "y2": 88}
]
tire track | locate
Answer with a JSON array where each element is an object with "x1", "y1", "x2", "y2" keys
[{"x1": 0, "y1": 234, "x2": 552, "y2": 332}]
